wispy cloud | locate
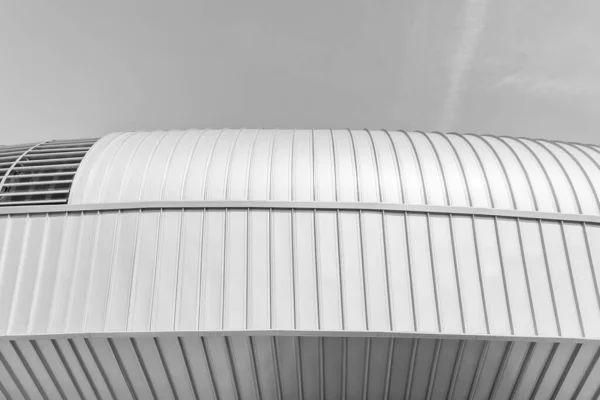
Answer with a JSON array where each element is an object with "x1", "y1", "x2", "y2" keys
[{"x1": 439, "y1": 0, "x2": 490, "y2": 131}]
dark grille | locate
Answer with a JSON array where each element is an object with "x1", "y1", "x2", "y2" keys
[{"x1": 0, "y1": 138, "x2": 97, "y2": 206}]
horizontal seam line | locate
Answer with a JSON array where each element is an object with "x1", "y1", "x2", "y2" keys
[{"x1": 0, "y1": 200, "x2": 599, "y2": 224}]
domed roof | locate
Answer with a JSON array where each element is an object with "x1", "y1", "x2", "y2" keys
[{"x1": 70, "y1": 129, "x2": 600, "y2": 215}]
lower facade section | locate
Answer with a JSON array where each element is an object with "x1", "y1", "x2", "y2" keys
[{"x1": 0, "y1": 334, "x2": 599, "y2": 400}]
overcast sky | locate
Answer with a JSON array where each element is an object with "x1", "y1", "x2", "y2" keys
[{"x1": 1, "y1": 0, "x2": 599, "y2": 145}]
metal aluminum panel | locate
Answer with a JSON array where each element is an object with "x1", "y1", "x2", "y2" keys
[
  {"x1": 0, "y1": 209, "x2": 599, "y2": 340},
  {"x1": 0, "y1": 334, "x2": 598, "y2": 400},
  {"x1": 68, "y1": 130, "x2": 600, "y2": 216}
]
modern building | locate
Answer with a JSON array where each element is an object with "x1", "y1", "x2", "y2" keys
[{"x1": 0, "y1": 129, "x2": 599, "y2": 399}]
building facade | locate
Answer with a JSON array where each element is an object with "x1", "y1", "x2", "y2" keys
[{"x1": 0, "y1": 129, "x2": 599, "y2": 399}]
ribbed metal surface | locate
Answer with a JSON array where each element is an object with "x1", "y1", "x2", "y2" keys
[
  {"x1": 0, "y1": 139, "x2": 97, "y2": 206},
  {"x1": 70, "y1": 130, "x2": 600, "y2": 215},
  {"x1": 2, "y1": 130, "x2": 600, "y2": 398},
  {"x1": 0, "y1": 334, "x2": 598, "y2": 400},
  {"x1": 1, "y1": 209, "x2": 599, "y2": 340}
]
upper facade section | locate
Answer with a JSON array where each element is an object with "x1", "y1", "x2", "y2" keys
[
  {"x1": 0, "y1": 138, "x2": 97, "y2": 206},
  {"x1": 68, "y1": 129, "x2": 600, "y2": 214}
]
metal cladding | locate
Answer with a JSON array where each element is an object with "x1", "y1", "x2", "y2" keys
[
  {"x1": 1, "y1": 129, "x2": 600, "y2": 399},
  {"x1": 0, "y1": 139, "x2": 97, "y2": 206}
]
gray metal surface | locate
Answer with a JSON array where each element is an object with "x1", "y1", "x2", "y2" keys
[
  {"x1": 2, "y1": 130, "x2": 600, "y2": 398},
  {"x1": 1, "y1": 208, "x2": 599, "y2": 340},
  {"x1": 0, "y1": 334, "x2": 599, "y2": 400},
  {"x1": 69, "y1": 130, "x2": 600, "y2": 216},
  {"x1": 0, "y1": 139, "x2": 97, "y2": 206}
]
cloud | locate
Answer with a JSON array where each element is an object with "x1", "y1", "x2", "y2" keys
[{"x1": 439, "y1": 0, "x2": 490, "y2": 131}]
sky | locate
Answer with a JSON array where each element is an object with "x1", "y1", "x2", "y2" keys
[{"x1": 1, "y1": 0, "x2": 599, "y2": 145}]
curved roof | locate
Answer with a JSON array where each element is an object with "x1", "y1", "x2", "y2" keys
[
  {"x1": 0, "y1": 138, "x2": 97, "y2": 206},
  {"x1": 70, "y1": 129, "x2": 600, "y2": 215}
]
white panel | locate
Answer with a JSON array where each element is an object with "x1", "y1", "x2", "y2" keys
[
  {"x1": 540, "y1": 221, "x2": 582, "y2": 337},
  {"x1": 428, "y1": 215, "x2": 463, "y2": 334},
  {"x1": 7, "y1": 215, "x2": 46, "y2": 334},
  {"x1": 27, "y1": 214, "x2": 66, "y2": 334},
  {"x1": 118, "y1": 131, "x2": 168, "y2": 201},
  {"x1": 560, "y1": 143, "x2": 600, "y2": 210},
  {"x1": 388, "y1": 132, "x2": 424, "y2": 204},
  {"x1": 127, "y1": 212, "x2": 161, "y2": 332},
  {"x1": 162, "y1": 131, "x2": 204, "y2": 201},
  {"x1": 428, "y1": 133, "x2": 470, "y2": 207},
  {"x1": 223, "y1": 210, "x2": 248, "y2": 330},
  {"x1": 247, "y1": 210, "x2": 270, "y2": 330},
  {"x1": 182, "y1": 129, "x2": 223, "y2": 200},
  {"x1": 293, "y1": 210, "x2": 319, "y2": 330},
  {"x1": 406, "y1": 214, "x2": 439, "y2": 332},
  {"x1": 495, "y1": 218, "x2": 536, "y2": 336},
  {"x1": 69, "y1": 132, "x2": 117, "y2": 203},
  {"x1": 315, "y1": 211, "x2": 343, "y2": 330},
  {"x1": 542, "y1": 140, "x2": 599, "y2": 214},
  {"x1": 151, "y1": 210, "x2": 183, "y2": 331},
  {"x1": 290, "y1": 130, "x2": 313, "y2": 201},
  {"x1": 562, "y1": 223, "x2": 600, "y2": 337},
  {"x1": 105, "y1": 211, "x2": 140, "y2": 331},
  {"x1": 410, "y1": 132, "x2": 447, "y2": 206},
  {"x1": 176, "y1": 210, "x2": 204, "y2": 331},
  {"x1": 370, "y1": 130, "x2": 402, "y2": 204},
  {"x1": 313, "y1": 129, "x2": 335, "y2": 202},
  {"x1": 521, "y1": 139, "x2": 579, "y2": 214},
  {"x1": 199, "y1": 210, "x2": 225, "y2": 330},
  {"x1": 0, "y1": 216, "x2": 27, "y2": 334},
  {"x1": 248, "y1": 130, "x2": 276, "y2": 201},
  {"x1": 473, "y1": 217, "x2": 511, "y2": 335},
  {"x1": 352, "y1": 130, "x2": 380, "y2": 203},
  {"x1": 483, "y1": 136, "x2": 536, "y2": 211},
  {"x1": 331, "y1": 129, "x2": 358, "y2": 202},
  {"x1": 446, "y1": 134, "x2": 491, "y2": 208},
  {"x1": 140, "y1": 132, "x2": 187, "y2": 202},
  {"x1": 76, "y1": 132, "x2": 135, "y2": 203},
  {"x1": 338, "y1": 211, "x2": 366, "y2": 330},
  {"x1": 271, "y1": 210, "x2": 294, "y2": 329},
  {"x1": 519, "y1": 220, "x2": 559, "y2": 337},
  {"x1": 205, "y1": 130, "x2": 242, "y2": 200},
  {"x1": 83, "y1": 212, "x2": 119, "y2": 332},
  {"x1": 226, "y1": 129, "x2": 259, "y2": 200},
  {"x1": 501, "y1": 137, "x2": 558, "y2": 212},
  {"x1": 100, "y1": 132, "x2": 148, "y2": 203},
  {"x1": 270, "y1": 130, "x2": 293, "y2": 201},
  {"x1": 383, "y1": 213, "x2": 415, "y2": 331},
  {"x1": 361, "y1": 211, "x2": 391, "y2": 331},
  {"x1": 452, "y1": 216, "x2": 487, "y2": 334},
  {"x1": 465, "y1": 135, "x2": 514, "y2": 209},
  {"x1": 56, "y1": 213, "x2": 93, "y2": 333}
]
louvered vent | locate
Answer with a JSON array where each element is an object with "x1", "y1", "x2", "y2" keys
[{"x1": 0, "y1": 138, "x2": 97, "y2": 206}]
